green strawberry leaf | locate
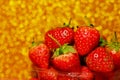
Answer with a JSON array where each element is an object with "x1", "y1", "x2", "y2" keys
[
  {"x1": 62, "y1": 45, "x2": 77, "y2": 54},
  {"x1": 108, "y1": 42, "x2": 120, "y2": 52},
  {"x1": 99, "y1": 37, "x2": 107, "y2": 47},
  {"x1": 52, "y1": 48, "x2": 60, "y2": 58},
  {"x1": 52, "y1": 44, "x2": 77, "y2": 58},
  {"x1": 107, "y1": 32, "x2": 120, "y2": 52}
]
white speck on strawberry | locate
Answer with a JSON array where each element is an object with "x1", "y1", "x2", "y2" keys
[
  {"x1": 86, "y1": 47, "x2": 114, "y2": 72},
  {"x1": 94, "y1": 53, "x2": 99, "y2": 59}
]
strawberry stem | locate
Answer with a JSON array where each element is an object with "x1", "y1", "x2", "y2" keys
[
  {"x1": 29, "y1": 38, "x2": 43, "y2": 49},
  {"x1": 113, "y1": 32, "x2": 118, "y2": 44},
  {"x1": 63, "y1": 18, "x2": 72, "y2": 27},
  {"x1": 48, "y1": 34, "x2": 61, "y2": 47},
  {"x1": 108, "y1": 32, "x2": 120, "y2": 51},
  {"x1": 31, "y1": 38, "x2": 38, "y2": 47},
  {"x1": 84, "y1": 16, "x2": 94, "y2": 27}
]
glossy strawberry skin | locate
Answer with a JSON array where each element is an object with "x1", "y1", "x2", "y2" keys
[
  {"x1": 29, "y1": 44, "x2": 50, "y2": 68},
  {"x1": 86, "y1": 47, "x2": 114, "y2": 72},
  {"x1": 52, "y1": 53, "x2": 80, "y2": 72},
  {"x1": 45, "y1": 27, "x2": 74, "y2": 50},
  {"x1": 38, "y1": 67, "x2": 58, "y2": 80},
  {"x1": 74, "y1": 27, "x2": 100, "y2": 56}
]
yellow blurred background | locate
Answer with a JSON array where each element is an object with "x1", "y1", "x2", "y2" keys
[{"x1": 0, "y1": 0, "x2": 120, "y2": 80}]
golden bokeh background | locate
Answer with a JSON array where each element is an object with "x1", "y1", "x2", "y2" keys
[{"x1": 0, "y1": 0, "x2": 120, "y2": 80}]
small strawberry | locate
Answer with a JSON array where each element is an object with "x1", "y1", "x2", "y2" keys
[
  {"x1": 29, "y1": 78, "x2": 38, "y2": 80},
  {"x1": 74, "y1": 26, "x2": 100, "y2": 56},
  {"x1": 86, "y1": 47, "x2": 114, "y2": 72},
  {"x1": 105, "y1": 32, "x2": 120, "y2": 70},
  {"x1": 51, "y1": 44, "x2": 81, "y2": 72},
  {"x1": 80, "y1": 66, "x2": 94, "y2": 80},
  {"x1": 45, "y1": 21, "x2": 74, "y2": 50},
  {"x1": 58, "y1": 74, "x2": 75, "y2": 80},
  {"x1": 38, "y1": 67, "x2": 58, "y2": 80},
  {"x1": 29, "y1": 43, "x2": 50, "y2": 68}
]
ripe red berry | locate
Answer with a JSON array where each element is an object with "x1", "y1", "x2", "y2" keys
[
  {"x1": 29, "y1": 43, "x2": 50, "y2": 68},
  {"x1": 86, "y1": 47, "x2": 114, "y2": 72},
  {"x1": 74, "y1": 27, "x2": 100, "y2": 56},
  {"x1": 45, "y1": 27, "x2": 74, "y2": 50},
  {"x1": 51, "y1": 44, "x2": 81, "y2": 72}
]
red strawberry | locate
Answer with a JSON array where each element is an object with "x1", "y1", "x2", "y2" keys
[
  {"x1": 86, "y1": 47, "x2": 114, "y2": 72},
  {"x1": 38, "y1": 67, "x2": 58, "y2": 80},
  {"x1": 106, "y1": 48, "x2": 120, "y2": 70},
  {"x1": 79, "y1": 66, "x2": 94, "y2": 80},
  {"x1": 105, "y1": 32, "x2": 120, "y2": 70},
  {"x1": 29, "y1": 78, "x2": 38, "y2": 80},
  {"x1": 111, "y1": 51, "x2": 120, "y2": 69},
  {"x1": 58, "y1": 73, "x2": 75, "y2": 80},
  {"x1": 29, "y1": 43, "x2": 50, "y2": 68},
  {"x1": 58, "y1": 66, "x2": 94, "y2": 80},
  {"x1": 45, "y1": 27, "x2": 74, "y2": 50},
  {"x1": 74, "y1": 26, "x2": 100, "y2": 56},
  {"x1": 51, "y1": 44, "x2": 81, "y2": 72}
]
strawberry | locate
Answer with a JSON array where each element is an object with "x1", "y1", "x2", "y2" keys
[
  {"x1": 29, "y1": 43, "x2": 50, "y2": 68},
  {"x1": 51, "y1": 44, "x2": 81, "y2": 72},
  {"x1": 45, "y1": 27, "x2": 74, "y2": 50},
  {"x1": 86, "y1": 47, "x2": 114, "y2": 72},
  {"x1": 29, "y1": 78, "x2": 38, "y2": 80},
  {"x1": 80, "y1": 66, "x2": 94, "y2": 80},
  {"x1": 111, "y1": 51, "x2": 120, "y2": 69},
  {"x1": 38, "y1": 67, "x2": 58, "y2": 80},
  {"x1": 74, "y1": 26, "x2": 100, "y2": 56},
  {"x1": 58, "y1": 66, "x2": 94, "y2": 80},
  {"x1": 58, "y1": 73, "x2": 75, "y2": 80},
  {"x1": 107, "y1": 48, "x2": 120, "y2": 70},
  {"x1": 105, "y1": 32, "x2": 120, "y2": 70}
]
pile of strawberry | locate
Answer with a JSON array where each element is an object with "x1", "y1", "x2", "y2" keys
[{"x1": 29, "y1": 21, "x2": 120, "y2": 80}]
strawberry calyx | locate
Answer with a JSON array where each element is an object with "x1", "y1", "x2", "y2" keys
[
  {"x1": 99, "y1": 37, "x2": 107, "y2": 47},
  {"x1": 29, "y1": 38, "x2": 43, "y2": 49},
  {"x1": 74, "y1": 16, "x2": 94, "y2": 32},
  {"x1": 63, "y1": 18, "x2": 72, "y2": 27},
  {"x1": 84, "y1": 16, "x2": 94, "y2": 27},
  {"x1": 52, "y1": 44, "x2": 77, "y2": 58},
  {"x1": 107, "y1": 32, "x2": 120, "y2": 52},
  {"x1": 48, "y1": 34, "x2": 76, "y2": 58}
]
